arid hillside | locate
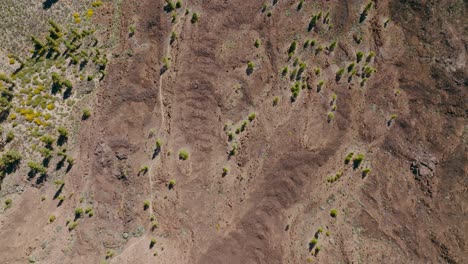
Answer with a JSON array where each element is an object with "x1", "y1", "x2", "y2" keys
[{"x1": 0, "y1": 0, "x2": 466, "y2": 263}]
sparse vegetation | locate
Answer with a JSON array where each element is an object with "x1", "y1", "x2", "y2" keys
[
  {"x1": 222, "y1": 167, "x2": 229, "y2": 176},
  {"x1": 49, "y1": 215, "x2": 56, "y2": 223},
  {"x1": 330, "y1": 209, "x2": 338, "y2": 218}
]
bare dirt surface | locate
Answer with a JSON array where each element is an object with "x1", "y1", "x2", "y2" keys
[{"x1": 0, "y1": 0, "x2": 466, "y2": 263}]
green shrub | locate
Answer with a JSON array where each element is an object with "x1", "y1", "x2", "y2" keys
[
  {"x1": 291, "y1": 82, "x2": 301, "y2": 101},
  {"x1": 254, "y1": 39, "x2": 261, "y2": 48},
  {"x1": 191, "y1": 13, "x2": 200, "y2": 23},
  {"x1": 179, "y1": 150, "x2": 189, "y2": 160},
  {"x1": 353, "y1": 154, "x2": 365, "y2": 168},
  {"x1": 75, "y1": 207, "x2": 84, "y2": 218},
  {"x1": 309, "y1": 238, "x2": 318, "y2": 248},
  {"x1": 176, "y1": 0, "x2": 182, "y2": 8},
  {"x1": 317, "y1": 81, "x2": 325, "y2": 91},
  {"x1": 151, "y1": 221, "x2": 158, "y2": 230},
  {"x1": 308, "y1": 15, "x2": 318, "y2": 31},
  {"x1": 129, "y1": 25, "x2": 136, "y2": 36},
  {"x1": 150, "y1": 238, "x2": 157, "y2": 248},
  {"x1": 82, "y1": 109, "x2": 91, "y2": 120},
  {"x1": 222, "y1": 167, "x2": 229, "y2": 176},
  {"x1": 328, "y1": 41, "x2": 337, "y2": 52},
  {"x1": 344, "y1": 152, "x2": 354, "y2": 164},
  {"x1": 164, "y1": 0, "x2": 176, "y2": 12},
  {"x1": 49, "y1": 215, "x2": 56, "y2": 223},
  {"x1": 366, "y1": 51, "x2": 376, "y2": 62},
  {"x1": 67, "y1": 157, "x2": 74, "y2": 166},
  {"x1": 314, "y1": 246, "x2": 321, "y2": 256},
  {"x1": 4, "y1": 198, "x2": 12, "y2": 209},
  {"x1": 88, "y1": 210, "x2": 95, "y2": 217},
  {"x1": 384, "y1": 19, "x2": 390, "y2": 28},
  {"x1": 247, "y1": 61, "x2": 255, "y2": 74},
  {"x1": 168, "y1": 179, "x2": 176, "y2": 189},
  {"x1": 248, "y1": 113, "x2": 256, "y2": 122},
  {"x1": 144, "y1": 200, "x2": 150, "y2": 210},
  {"x1": 92, "y1": 1, "x2": 103, "y2": 7},
  {"x1": 41, "y1": 135, "x2": 54, "y2": 148},
  {"x1": 297, "y1": 0, "x2": 304, "y2": 10},
  {"x1": 155, "y1": 139, "x2": 163, "y2": 149},
  {"x1": 316, "y1": 227, "x2": 323, "y2": 235},
  {"x1": 53, "y1": 179, "x2": 65, "y2": 186},
  {"x1": 68, "y1": 221, "x2": 78, "y2": 231},
  {"x1": 330, "y1": 209, "x2": 337, "y2": 218},
  {"x1": 28, "y1": 161, "x2": 47, "y2": 175},
  {"x1": 315, "y1": 45, "x2": 324, "y2": 54},
  {"x1": 6, "y1": 131, "x2": 14, "y2": 143},
  {"x1": 362, "y1": 167, "x2": 371, "y2": 177},
  {"x1": 360, "y1": 1, "x2": 374, "y2": 23},
  {"x1": 229, "y1": 144, "x2": 237, "y2": 156},
  {"x1": 139, "y1": 165, "x2": 149, "y2": 174},
  {"x1": 390, "y1": 114, "x2": 398, "y2": 120},
  {"x1": 356, "y1": 51, "x2": 364, "y2": 62},
  {"x1": 105, "y1": 250, "x2": 114, "y2": 259},
  {"x1": 336, "y1": 68, "x2": 345, "y2": 77},
  {"x1": 170, "y1": 31, "x2": 177, "y2": 44},
  {"x1": 281, "y1": 66, "x2": 288, "y2": 76},
  {"x1": 273, "y1": 96, "x2": 279, "y2": 106},
  {"x1": 288, "y1": 41, "x2": 297, "y2": 57},
  {"x1": 57, "y1": 127, "x2": 68, "y2": 138},
  {"x1": 331, "y1": 93, "x2": 337, "y2": 101}
]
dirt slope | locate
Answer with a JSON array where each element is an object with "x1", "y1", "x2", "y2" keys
[{"x1": 0, "y1": 0, "x2": 466, "y2": 263}]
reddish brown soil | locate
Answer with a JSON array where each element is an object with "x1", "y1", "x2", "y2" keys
[{"x1": 0, "y1": 0, "x2": 466, "y2": 263}]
